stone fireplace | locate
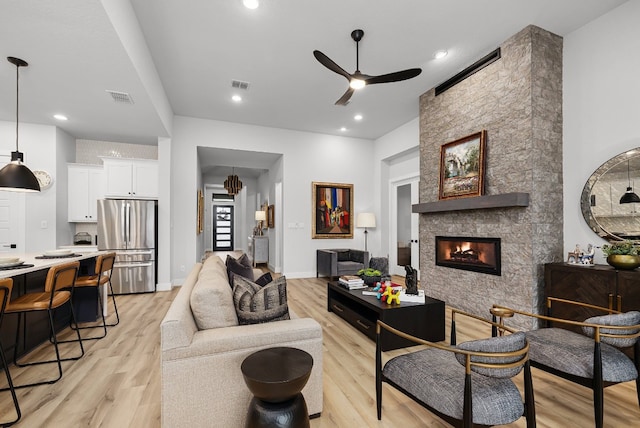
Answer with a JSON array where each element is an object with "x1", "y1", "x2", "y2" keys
[
  {"x1": 435, "y1": 236, "x2": 501, "y2": 276},
  {"x1": 417, "y1": 25, "x2": 564, "y2": 327}
]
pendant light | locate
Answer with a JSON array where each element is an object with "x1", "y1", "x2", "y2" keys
[
  {"x1": 223, "y1": 167, "x2": 242, "y2": 195},
  {"x1": 619, "y1": 159, "x2": 640, "y2": 204},
  {"x1": 0, "y1": 57, "x2": 40, "y2": 192}
]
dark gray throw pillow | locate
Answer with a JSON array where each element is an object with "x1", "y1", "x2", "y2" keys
[
  {"x1": 254, "y1": 272, "x2": 273, "y2": 287},
  {"x1": 226, "y1": 256, "x2": 254, "y2": 286},
  {"x1": 232, "y1": 275, "x2": 290, "y2": 325},
  {"x1": 237, "y1": 253, "x2": 252, "y2": 268}
]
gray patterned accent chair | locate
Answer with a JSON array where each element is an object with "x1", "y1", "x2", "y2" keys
[
  {"x1": 376, "y1": 309, "x2": 535, "y2": 427},
  {"x1": 492, "y1": 300, "x2": 640, "y2": 428},
  {"x1": 316, "y1": 249, "x2": 369, "y2": 279}
]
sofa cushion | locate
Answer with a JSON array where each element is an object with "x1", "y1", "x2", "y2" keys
[
  {"x1": 232, "y1": 275, "x2": 290, "y2": 325},
  {"x1": 336, "y1": 250, "x2": 350, "y2": 261},
  {"x1": 226, "y1": 255, "x2": 255, "y2": 285},
  {"x1": 254, "y1": 272, "x2": 273, "y2": 287},
  {"x1": 582, "y1": 311, "x2": 640, "y2": 348},
  {"x1": 190, "y1": 258, "x2": 238, "y2": 330}
]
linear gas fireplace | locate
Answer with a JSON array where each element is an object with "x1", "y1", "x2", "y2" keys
[{"x1": 435, "y1": 236, "x2": 501, "y2": 276}]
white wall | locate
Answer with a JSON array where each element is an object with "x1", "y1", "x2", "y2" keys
[
  {"x1": 373, "y1": 118, "x2": 420, "y2": 258},
  {"x1": 55, "y1": 127, "x2": 76, "y2": 247},
  {"x1": 170, "y1": 115, "x2": 374, "y2": 280},
  {"x1": 564, "y1": 0, "x2": 640, "y2": 263},
  {"x1": 0, "y1": 121, "x2": 61, "y2": 252}
]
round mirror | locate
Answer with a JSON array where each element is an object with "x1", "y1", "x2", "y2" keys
[{"x1": 581, "y1": 147, "x2": 640, "y2": 242}]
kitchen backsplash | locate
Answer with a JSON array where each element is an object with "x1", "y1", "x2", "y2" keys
[{"x1": 76, "y1": 139, "x2": 158, "y2": 164}]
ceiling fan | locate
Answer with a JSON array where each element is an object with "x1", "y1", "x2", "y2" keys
[{"x1": 313, "y1": 29, "x2": 422, "y2": 106}]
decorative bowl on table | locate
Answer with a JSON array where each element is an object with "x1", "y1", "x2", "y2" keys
[
  {"x1": 606, "y1": 254, "x2": 640, "y2": 270},
  {"x1": 43, "y1": 249, "x2": 73, "y2": 257}
]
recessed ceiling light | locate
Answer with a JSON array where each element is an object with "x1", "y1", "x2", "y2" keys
[
  {"x1": 243, "y1": 0, "x2": 259, "y2": 9},
  {"x1": 232, "y1": 95, "x2": 242, "y2": 102},
  {"x1": 434, "y1": 50, "x2": 448, "y2": 59},
  {"x1": 354, "y1": 114, "x2": 363, "y2": 121},
  {"x1": 53, "y1": 114, "x2": 68, "y2": 121},
  {"x1": 340, "y1": 127, "x2": 347, "y2": 132}
]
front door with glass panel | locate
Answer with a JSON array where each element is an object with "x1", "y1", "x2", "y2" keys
[{"x1": 213, "y1": 205, "x2": 234, "y2": 251}]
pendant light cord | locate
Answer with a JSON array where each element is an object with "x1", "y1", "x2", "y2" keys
[
  {"x1": 628, "y1": 159, "x2": 632, "y2": 187},
  {"x1": 15, "y1": 61, "x2": 19, "y2": 152}
]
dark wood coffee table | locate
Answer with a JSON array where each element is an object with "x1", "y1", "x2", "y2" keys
[
  {"x1": 327, "y1": 281, "x2": 445, "y2": 351},
  {"x1": 241, "y1": 347, "x2": 313, "y2": 428}
]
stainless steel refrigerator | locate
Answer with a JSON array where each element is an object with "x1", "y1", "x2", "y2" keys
[{"x1": 97, "y1": 199, "x2": 157, "y2": 294}]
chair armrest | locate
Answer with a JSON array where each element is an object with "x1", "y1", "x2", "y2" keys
[
  {"x1": 376, "y1": 315, "x2": 528, "y2": 375},
  {"x1": 492, "y1": 303, "x2": 640, "y2": 344},
  {"x1": 317, "y1": 249, "x2": 338, "y2": 277},
  {"x1": 164, "y1": 317, "x2": 322, "y2": 361}
]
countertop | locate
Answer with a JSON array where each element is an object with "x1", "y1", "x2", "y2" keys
[{"x1": 0, "y1": 251, "x2": 105, "y2": 279}]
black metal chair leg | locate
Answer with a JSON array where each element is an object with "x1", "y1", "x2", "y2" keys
[
  {"x1": 105, "y1": 283, "x2": 119, "y2": 327},
  {"x1": 0, "y1": 342, "x2": 21, "y2": 426},
  {"x1": 67, "y1": 289, "x2": 107, "y2": 341}
]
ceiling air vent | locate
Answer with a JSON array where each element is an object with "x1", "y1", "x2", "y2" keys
[
  {"x1": 231, "y1": 80, "x2": 250, "y2": 90},
  {"x1": 106, "y1": 90, "x2": 134, "y2": 104}
]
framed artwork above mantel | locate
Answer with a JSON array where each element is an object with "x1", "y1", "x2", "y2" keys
[{"x1": 438, "y1": 130, "x2": 486, "y2": 200}]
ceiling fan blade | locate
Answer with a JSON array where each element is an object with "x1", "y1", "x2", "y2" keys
[
  {"x1": 365, "y1": 68, "x2": 422, "y2": 85},
  {"x1": 335, "y1": 87, "x2": 355, "y2": 106},
  {"x1": 313, "y1": 50, "x2": 351, "y2": 80}
]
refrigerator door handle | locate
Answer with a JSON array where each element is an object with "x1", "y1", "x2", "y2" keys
[
  {"x1": 126, "y1": 202, "x2": 131, "y2": 246},
  {"x1": 115, "y1": 262, "x2": 153, "y2": 268},
  {"x1": 120, "y1": 202, "x2": 127, "y2": 244}
]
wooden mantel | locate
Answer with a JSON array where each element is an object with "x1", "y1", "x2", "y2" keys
[{"x1": 412, "y1": 192, "x2": 529, "y2": 214}]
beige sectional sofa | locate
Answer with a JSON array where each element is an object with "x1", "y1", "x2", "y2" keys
[{"x1": 160, "y1": 256, "x2": 323, "y2": 428}]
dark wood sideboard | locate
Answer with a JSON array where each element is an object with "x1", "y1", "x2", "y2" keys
[{"x1": 544, "y1": 262, "x2": 640, "y2": 329}]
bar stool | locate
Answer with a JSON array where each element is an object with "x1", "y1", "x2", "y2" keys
[
  {"x1": 4, "y1": 261, "x2": 84, "y2": 388},
  {"x1": 71, "y1": 252, "x2": 118, "y2": 340},
  {"x1": 0, "y1": 278, "x2": 20, "y2": 426}
]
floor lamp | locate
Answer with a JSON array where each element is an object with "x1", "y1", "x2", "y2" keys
[{"x1": 356, "y1": 213, "x2": 376, "y2": 252}]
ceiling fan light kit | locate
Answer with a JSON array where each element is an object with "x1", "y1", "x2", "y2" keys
[
  {"x1": 314, "y1": 29, "x2": 422, "y2": 106},
  {"x1": 0, "y1": 56, "x2": 40, "y2": 192}
]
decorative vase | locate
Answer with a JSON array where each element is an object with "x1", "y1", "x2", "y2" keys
[
  {"x1": 606, "y1": 254, "x2": 640, "y2": 270},
  {"x1": 360, "y1": 275, "x2": 381, "y2": 286}
]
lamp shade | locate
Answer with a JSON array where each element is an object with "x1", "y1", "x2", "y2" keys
[
  {"x1": 620, "y1": 188, "x2": 640, "y2": 204},
  {"x1": 0, "y1": 152, "x2": 40, "y2": 192},
  {"x1": 255, "y1": 210, "x2": 266, "y2": 221},
  {"x1": 356, "y1": 212, "x2": 376, "y2": 228}
]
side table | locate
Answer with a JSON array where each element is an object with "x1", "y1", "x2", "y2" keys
[{"x1": 241, "y1": 347, "x2": 313, "y2": 428}]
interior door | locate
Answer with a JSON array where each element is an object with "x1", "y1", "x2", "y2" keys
[
  {"x1": 390, "y1": 178, "x2": 420, "y2": 279},
  {"x1": 213, "y1": 205, "x2": 234, "y2": 251},
  {"x1": 0, "y1": 156, "x2": 22, "y2": 254}
]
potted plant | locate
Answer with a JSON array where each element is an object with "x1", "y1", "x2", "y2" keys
[
  {"x1": 357, "y1": 267, "x2": 382, "y2": 286},
  {"x1": 601, "y1": 240, "x2": 640, "y2": 270}
]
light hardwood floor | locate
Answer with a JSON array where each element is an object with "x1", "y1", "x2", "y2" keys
[{"x1": 0, "y1": 275, "x2": 638, "y2": 427}]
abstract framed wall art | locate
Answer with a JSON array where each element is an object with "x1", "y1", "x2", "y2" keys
[
  {"x1": 312, "y1": 181, "x2": 353, "y2": 239},
  {"x1": 438, "y1": 130, "x2": 487, "y2": 200}
]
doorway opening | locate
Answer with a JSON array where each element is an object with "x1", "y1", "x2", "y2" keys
[{"x1": 212, "y1": 205, "x2": 234, "y2": 251}]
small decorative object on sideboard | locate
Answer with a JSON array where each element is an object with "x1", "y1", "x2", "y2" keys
[
  {"x1": 566, "y1": 243, "x2": 595, "y2": 265},
  {"x1": 601, "y1": 240, "x2": 640, "y2": 270}
]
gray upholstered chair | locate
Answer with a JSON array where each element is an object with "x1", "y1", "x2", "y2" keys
[
  {"x1": 376, "y1": 309, "x2": 535, "y2": 427},
  {"x1": 369, "y1": 256, "x2": 389, "y2": 277},
  {"x1": 492, "y1": 300, "x2": 640, "y2": 428},
  {"x1": 316, "y1": 249, "x2": 369, "y2": 279}
]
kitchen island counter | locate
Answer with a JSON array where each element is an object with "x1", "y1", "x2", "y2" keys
[{"x1": 0, "y1": 251, "x2": 105, "y2": 279}]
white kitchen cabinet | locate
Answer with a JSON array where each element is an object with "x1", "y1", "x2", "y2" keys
[
  {"x1": 102, "y1": 157, "x2": 158, "y2": 199},
  {"x1": 68, "y1": 164, "x2": 105, "y2": 222}
]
